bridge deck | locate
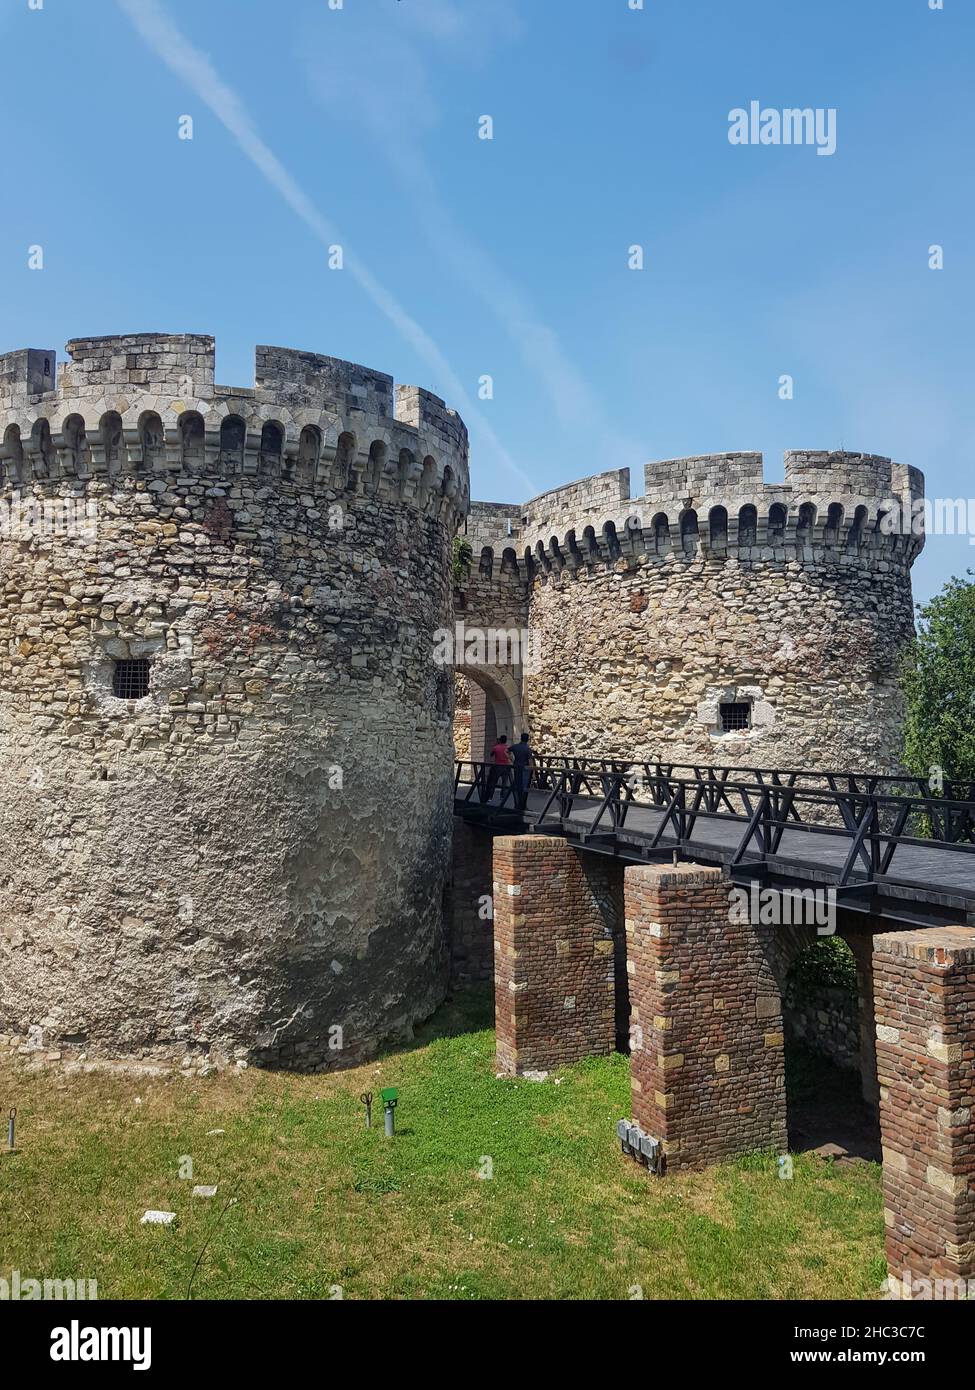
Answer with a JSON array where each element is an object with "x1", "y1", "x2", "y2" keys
[{"x1": 455, "y1": 780, "x2": 975, "y2": 928}]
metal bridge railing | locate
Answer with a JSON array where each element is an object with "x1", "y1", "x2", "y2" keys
[
  {"x1": 453, "y1": 759, "x2": 975, "y2": 893},
  {"x1": 530, "y1": 754, "x2": 975, "y2": 804}
]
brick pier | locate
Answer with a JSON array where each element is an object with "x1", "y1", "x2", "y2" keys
[
  {"x1": 624, "y1": 862, "x2": 787, "y2": 1171},
  {"x1": 493, "y1": 835, "x2": 620, "y2": 1075},
  {"x1": 874, "y1": 928, "x2": 975, "y2": 1296},
  {"x1": 486, "y1": 832, "x2": 975, "y2": 1292}
]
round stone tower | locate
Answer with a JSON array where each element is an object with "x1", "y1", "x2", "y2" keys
[
  {"x1": 0, "y1": 334, "x2": 468, "y2": 1070},
  {"x1": 463, "y1": 451, "x2": 924, "y2": 771}
]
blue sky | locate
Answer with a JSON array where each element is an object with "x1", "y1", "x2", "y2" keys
[{"x1": 1, "y1": 0, "x2": 971, "y2": 602}]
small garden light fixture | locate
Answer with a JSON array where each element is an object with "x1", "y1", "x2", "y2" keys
[{"x1": 381, "y1": 1087, "x2": 398, "y2": 1138}]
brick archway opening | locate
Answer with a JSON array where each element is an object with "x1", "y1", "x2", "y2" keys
[
  {"x1": 758, "y1": 912, "x2": 884, "y2": 1161},
  {"x1": 781, "y1": 933, "x2": 881, "y2": 1162}
]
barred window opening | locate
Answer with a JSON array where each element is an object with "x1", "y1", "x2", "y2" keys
[
  {"x1": 112, "y1": 658, "x2": 151, "y2": 700},
  {"x1": 720, "y1": 701, "x2": 751, "y2": 733}
]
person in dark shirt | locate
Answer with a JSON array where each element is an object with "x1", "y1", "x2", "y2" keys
[{"x1": 509, "y1": 732, "x2": 535, "y2": 809}]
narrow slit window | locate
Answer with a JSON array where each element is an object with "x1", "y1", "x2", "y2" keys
[
  {"x1": 720, "y1": 701, "x2": 751, "y2": 733},
  {"x1": 112, "y1": 658, "x2": 151, "y2": 700}
]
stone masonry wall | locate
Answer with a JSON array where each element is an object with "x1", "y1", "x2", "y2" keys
[
  {"x1": 525, "y1": 546, "x2": 916, "y2": 769},
  {"x1": 493, "y1": 835, "x2": 620, "y2": 1075},
  {"x1": 784, "y1": 984, "x2": 860, "y2": 1072},
  {"x1": 464, "y1": 454, "x2": 923, "y2": 771},
  {"x1": 0, "y1": 333, "x2": 469, "y2": 1072},
  {"x1": 874, "y1": 928, "x2": 975, "y2": 1294},
  {"x1": 452, "y1": 528, "x2": 529, "y2": 757},
  {"x1": 452, "y1": 673, "x2": 471, "y2": 761},
  {"x1": 625, "y1": 863, "x2": 787, "y2": 1171}
]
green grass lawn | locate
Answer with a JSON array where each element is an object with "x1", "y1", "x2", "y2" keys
[{"x1": 0, "y1": 992, "x2": 886, "y2": 1300}]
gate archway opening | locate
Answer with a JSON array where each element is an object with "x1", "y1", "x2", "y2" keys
[{"x1": 452, "y1": 666, "x2": 524, "y2": 762}]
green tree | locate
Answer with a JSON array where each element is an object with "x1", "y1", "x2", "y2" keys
[
  {"x1": 902, "y1": 573, "x2": 975, "y2": 784},
  {"x1": 451, "y1": 536, "x2": 473, "y2": 591}
]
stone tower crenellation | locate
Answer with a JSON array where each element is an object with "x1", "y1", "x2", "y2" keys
[
  {"x1": 0, "y1": 333, "x2": 468, "y2": 1070},
  {"x1": 461, "y1": 451, "x2": 924, "y2": 771}
]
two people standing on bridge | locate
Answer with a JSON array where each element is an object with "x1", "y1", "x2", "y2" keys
[{"x1": 487, "y1": 732, "x2": 535, "y2": 809}]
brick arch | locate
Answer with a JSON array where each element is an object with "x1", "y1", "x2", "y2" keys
[
  {"x1": 761, "y1": 916, "x2": 822, "y2": 992},
  {"x1": 757, "y1": 909, "x2": 883, "y2": 1113}
]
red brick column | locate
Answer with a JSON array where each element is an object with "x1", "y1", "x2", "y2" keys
[
  {"x1": 874, "y1": 928, "x2": 975, "y2": 1296},
  {"x1": 625, "y1": 863, "x2": 787, "y2": 1171},
  {"x1": 493, "y1": 835, "x2": 617, "y2": 1075}
]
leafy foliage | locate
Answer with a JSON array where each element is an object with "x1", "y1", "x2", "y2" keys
[
  {"x1": 451, "y1": 536, "x2": 473, "y2": 591},
  {"x1": 787, "y1": 936, "x2": 858, "y2": 1003},
  {"x1": 902, "y1": 573, "x2": 975, "y2": 784}
]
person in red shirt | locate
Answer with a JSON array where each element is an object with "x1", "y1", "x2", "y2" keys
[{"x1": 486, "y1": 734, "x2": 512, "y2": 801}]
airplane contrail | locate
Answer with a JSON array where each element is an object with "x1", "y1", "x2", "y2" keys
[{"x1": 115, "y1": 0, "x2": 538, "y2": 494}]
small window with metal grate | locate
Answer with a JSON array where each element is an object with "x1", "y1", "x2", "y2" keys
[
  {"x1": 720, "y1": 701, "x2": 751, "y2": 733},
  {"x1": 112, "y1": 658, "x2": 151, "y2": 700}
]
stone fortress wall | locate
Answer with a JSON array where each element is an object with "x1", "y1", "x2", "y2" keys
[
  {"x1": 0, "y1": 333, "x2": 468, "y2": 1070},
  {"x1": 452, "y1": 527, "x2": 529, "y2": 755},
  {"x1": 462, "y1": 451, "x2": 924, "y2": 770}
]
